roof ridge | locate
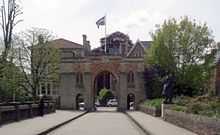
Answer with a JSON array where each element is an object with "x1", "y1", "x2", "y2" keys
[{"x1": 54, "y1": 38, "x2": 83, "y2": 46}]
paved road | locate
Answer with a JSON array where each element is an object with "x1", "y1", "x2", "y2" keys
[
  {"x1": 0, "y1": 110, "x2": 84, "y2": 135},
  {"x1": 49, "y1": 111, "x2": 145, "y2": 135}
]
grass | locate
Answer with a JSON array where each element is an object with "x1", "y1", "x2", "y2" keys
[{"x1": 143, "y1": 98, "x2": 163, "y2": 109}]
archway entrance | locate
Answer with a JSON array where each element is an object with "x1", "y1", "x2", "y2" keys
[
  {"x1": 76, "y1": 94, "x2": 84, "y2": 111},
  {"x1": 94, "y1": 71, "x2": 118, "y2": 111},
  {"x1": 127, "y1": 93, "x2": 135, "y2": 110}
]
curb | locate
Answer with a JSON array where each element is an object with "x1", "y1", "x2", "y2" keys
[
  {"x1": 37, "y1": 111, "x2": 88, "y2": 135},
  {"x1": 125, "y1": 112, "x2": 151, "y2": 135}
]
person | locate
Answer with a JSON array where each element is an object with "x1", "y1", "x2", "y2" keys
[
  {"x1": 162, "y1": 75, "x2": 175, "y2": 104},
  {"x1": 39, "y1": 95, "x2": 45, "y2": 116}
]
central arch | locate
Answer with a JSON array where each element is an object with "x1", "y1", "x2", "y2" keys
[{"x1": 93, "y1": 70, "x2": 119, "y2": 110}]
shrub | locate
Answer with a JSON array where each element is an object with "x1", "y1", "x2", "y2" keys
[
  {"x1": 173, "y1": 96, "x2": 220, "y2": 118},
  {"x1": 144, "y1": 98, "x2": 163, "y2": 109}
]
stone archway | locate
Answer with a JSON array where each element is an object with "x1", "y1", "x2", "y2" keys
[
  {"x1": 93, "y1": 70, "x2": 119, "y2": 110},
  {"x1": 127, "y1": 93, "x2": 135, "y2": 110},
  {"x1": 76, "y1": 93, "x2": 84, "y2": 110}
]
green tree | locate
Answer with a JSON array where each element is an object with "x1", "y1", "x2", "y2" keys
[
  {"x1": 147, "y1": 17, "x2": 216, "y2": 96},
  {"x1": 18, "y1": 28, "x2": 60, "y2": 99},
  {"x1": 0, "y1": 61, "x2": 25, "y2": 102},
  {"x1": 98, "y1": 88, "x2": 113, "y2": 105}
]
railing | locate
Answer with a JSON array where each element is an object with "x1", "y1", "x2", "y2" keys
[{"x1": 0, "y1": 101, "x2": 56, "y2": 125}]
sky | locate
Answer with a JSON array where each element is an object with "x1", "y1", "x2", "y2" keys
[{"x1": 11, "y1": 0, "x2": 220, "y2": 48}]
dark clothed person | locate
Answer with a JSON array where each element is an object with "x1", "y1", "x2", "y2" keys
[{"x1": 162, "y1": 76, "x2": 175, "y2": 104}]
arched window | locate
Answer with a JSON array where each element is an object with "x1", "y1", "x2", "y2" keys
[
  {"x1": 76, "y1": 72, "x2": 83, "y2": 87},
  {"x1": 127, "y1": 71, "x2": 134, "y2": 83}
]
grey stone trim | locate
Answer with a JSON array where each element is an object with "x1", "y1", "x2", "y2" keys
[{"x1": 162, "y1": 104, "x2": 220, "y2": 135}]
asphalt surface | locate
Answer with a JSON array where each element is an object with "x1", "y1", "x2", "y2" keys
[{"x1": 49, "y1": 109, "x2": 145, "y2": 135}]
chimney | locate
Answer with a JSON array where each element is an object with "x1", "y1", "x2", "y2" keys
[
  {"x1": 82, "y1": 34, "x2": 91, "y2": 52},
  {"x1": 83, "y1": 34, "x2": 87, "y2": 46},
  {"x1": 87, "y1": 41, "x2": 91, "y2": 50}
]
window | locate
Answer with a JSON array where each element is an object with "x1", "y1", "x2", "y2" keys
[
  {"x1": 127, "y1": 71, "x2": 134, "y2": 83},
  {"x1": 76, "y1": 72, "x2": 83, "y2": 87},
  {"x1": 73, "y1": 52, "x2": 76, "y2": 57}
]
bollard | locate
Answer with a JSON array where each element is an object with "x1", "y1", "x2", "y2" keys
[{"x1": 161, "y1": 103, "x2": 164, "y2": 119}]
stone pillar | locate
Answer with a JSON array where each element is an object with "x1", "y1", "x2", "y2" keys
[
  {"x1": 118, "y1": 72, "x2": 127, "y2": 112},
  {"x1": 84, "y1": 72, "x2": 94, "y2": 111},
  {"x1": 15, "y1": 104, "x2": 20, "y2": 121},
  {"x1": 60, "y1": 73, "x2": 75, "y2": 109}
]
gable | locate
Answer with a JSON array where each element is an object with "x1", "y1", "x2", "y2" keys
[{"x1": 127, "y1": 42, "x2": 145, "y2": 58}]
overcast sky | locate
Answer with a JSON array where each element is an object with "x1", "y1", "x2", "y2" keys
[{"x1": 13, "y1": 0, "x2": 220, "y2": 48}]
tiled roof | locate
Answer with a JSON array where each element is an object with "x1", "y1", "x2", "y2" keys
[{"x1": 49, "y1": 38, "x2": 83, "y2": 49}]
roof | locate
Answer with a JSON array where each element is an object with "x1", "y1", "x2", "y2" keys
[
  {"x1": 49, "y1": 38, "x2": 83, "y2": 49},
  {"x1": 140, "y1": 41, "x2": 152, "y2": 49},
  {"x1": 100, "y1": 31, "x2": 130, "y2": 42},
  {"x1": 127, "y1": 41, "x2": 145, "y2": 57}
]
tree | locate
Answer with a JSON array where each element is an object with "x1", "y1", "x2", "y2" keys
[
  {"x1": 147, "y1": 17, "x2": 216, "y2": 96},
  {"x1": 0, "y1": 61, "x2": 25, "y2": 102},
  {"x1": 144, "y1": 65, "x2": 166, "y2": 99},
  {"x1": 98, "y1": 88, "x2": 113, "y2": 105},
  {"x1": 18, "y1": 28, "x2": 60, "y2": 99},
  {"x1": 0, "y1": 0, "x2": 22, "y2": 61}
]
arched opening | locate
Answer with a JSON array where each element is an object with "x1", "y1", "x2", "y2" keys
[
  {"x1": 94, "y1": 71, "x2": 118, "y2": 111},
  {"x1": 76, "y1": 94, "x2": 84, "y2": 111},
  {"x1": 127, "y1": 93, "x2": 135, "y2": 110}
]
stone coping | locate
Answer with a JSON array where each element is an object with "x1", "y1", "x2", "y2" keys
[{"x1": 162, "y1": 104, "x2": 220, "y2": 135}]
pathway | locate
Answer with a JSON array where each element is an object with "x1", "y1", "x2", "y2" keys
[
  {"x1": 127, "y1": 111, "x2": 197, "y2": 135},
  {"x1": 0, "y1": 110, "x2": 84, "y2": 135}
]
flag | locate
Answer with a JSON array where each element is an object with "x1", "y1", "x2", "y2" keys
[{"x1": 96, "y1": 16, "x2": 106, "y2": 28}]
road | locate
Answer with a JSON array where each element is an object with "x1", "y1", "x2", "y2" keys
[{"x1": 49, "y1": 109, "x2": 145, "y2": 135}]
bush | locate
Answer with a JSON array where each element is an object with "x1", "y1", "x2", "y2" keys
[
  {"x1": 144, "y1": 98, "x2": 163, "y2": 109},
  {"x1": 172, "y1": 96, "x2": 220, "y2": 118}
]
